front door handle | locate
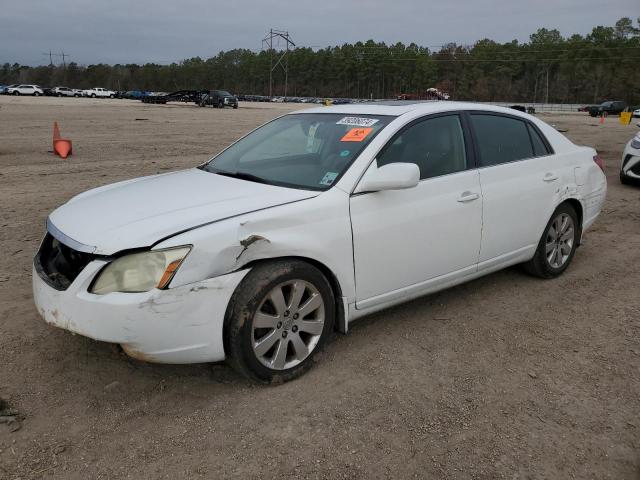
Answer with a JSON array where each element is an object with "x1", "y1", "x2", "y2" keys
[
  {"x1": 543, "y1": 172, "x2": 559, "y2": 182},
  {"x1": 457, "y1": 191, "x2": 480, "y2": 203}
]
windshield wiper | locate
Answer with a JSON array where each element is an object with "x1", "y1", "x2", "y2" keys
[{"x1": 212, "y1": 170, "x2": 270, "y2": 185}]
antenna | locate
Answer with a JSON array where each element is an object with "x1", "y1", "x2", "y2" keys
[{"x1": 261, "y1": 29, "x2": 295, "y2": 99}]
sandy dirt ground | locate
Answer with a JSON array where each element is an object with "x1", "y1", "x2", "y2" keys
[{"x1": 0, "y1": 97, "x2": 638, "y2": 479}]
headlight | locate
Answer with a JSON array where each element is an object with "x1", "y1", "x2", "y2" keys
[
  {"x1": 631, "y1": 135, "x2": 640, "y2": 150},
  {"x1": 90, "y1": 246, "x2": 191, "y2": 294}
]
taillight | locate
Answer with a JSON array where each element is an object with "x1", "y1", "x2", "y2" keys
[{"x1": 593, "y1": 154, "x2": 604, "y2": 172}]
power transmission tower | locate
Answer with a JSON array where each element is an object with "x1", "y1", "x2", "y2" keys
[
  {"x1": 41, "y1": 50, "x2": 70, "y2": 68},
  {"x1": 42, "y1": 50, "x2": 54, "y2": 67},
  {"x1": 261, "y1": 29, "x2": 295, "y2": 99}
]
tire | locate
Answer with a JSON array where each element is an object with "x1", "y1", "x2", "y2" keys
[
  {"x1": 74, "y1": 94, "x2": 79, "y2": 98},
  {"x1": 91, "y1": 93, "x2": 96, "y2": 98},
  {"x1": 233, "y1": 104, "x2": 238, "y2": 109},
  {"x1": 13, "y1": 91, "x2": 19, "y2": 96},
  {"x1": 523, "y1": 203, "x2": 580, "y2": 279},
  {"x1": 218, "y1": 100, "x2": 224, "y2": 108},
  {"x1": 224, "y1": 259, "x2": 335, "y2": 383},
  {"x1": 33, "y1": 92, "x2": 40, "y2": 96},
  {"x1": 109, "y1": 94, "x2": 114, "y2": 98},
  {"x1": 620, "y1": 171, "x2": 630, "y2": 185}
]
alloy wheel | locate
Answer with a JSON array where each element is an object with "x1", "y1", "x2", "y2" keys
[
  {"x1": 251, "y1": 280, "x2": 325, "y2": 370},
  {"x1": 545, "y1": 213, "x2": 574, "y2": 268}
]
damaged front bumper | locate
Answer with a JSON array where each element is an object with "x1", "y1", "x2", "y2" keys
[{"x1": 32, "y1": 261, "x2": 248, "y2": 364}]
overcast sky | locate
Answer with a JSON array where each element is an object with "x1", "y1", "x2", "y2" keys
[{"x1": 1, "y1": 0, "x2": 638, "y2": 66}]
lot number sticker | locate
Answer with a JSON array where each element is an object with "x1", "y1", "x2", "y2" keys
[
  {"x1": 336, "y1": 117, "x2": 379, "y2": 127},
  {"x1": 341, "y1": 127, "x2": 373, "y2": 142},
  {"x1": 320, "y1": 172, "x2": 339, "y2": 186}
]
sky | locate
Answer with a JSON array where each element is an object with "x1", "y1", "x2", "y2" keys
[{"x1": 0, "y1": 0, "x2": 638, "y2": 66}]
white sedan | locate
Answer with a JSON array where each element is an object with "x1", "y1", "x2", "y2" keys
[{"x1": 33, "y1": 102, "x2": 607, "y2": 382}]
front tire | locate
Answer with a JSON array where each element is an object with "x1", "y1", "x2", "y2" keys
[
  {"x1": 224, "y1": 260, "x2": 335, "y2": 383},
  {"x1": 523, "y1": 203, "x2": 580, "y2": 278}
]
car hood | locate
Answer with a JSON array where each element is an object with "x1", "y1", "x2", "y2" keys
[{"x1": 48, "y1": 168, "x2": 318, "y2": 255}]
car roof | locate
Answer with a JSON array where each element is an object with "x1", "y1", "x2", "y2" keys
[{"x1": 293, "y1": 101, "x2": 533, "y2": 118}]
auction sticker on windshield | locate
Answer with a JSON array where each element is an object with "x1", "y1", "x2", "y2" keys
[
  {"x1": 336, "y1": 117, "x2": 379, "y2": 127},
  {"x1": 341, "y1": 128, "x2": 373, "y2": 142}
]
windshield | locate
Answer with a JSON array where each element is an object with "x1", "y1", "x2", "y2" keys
[
  {"x1": 217, "y1": 91, "x2": 232, "y2": 96},
  {"x1": 201, "y1": 113, "x2": 393, "y2": 190}
]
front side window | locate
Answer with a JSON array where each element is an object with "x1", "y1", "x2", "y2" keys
[
  {"x1": 470, "y1": 114, "x2": 534, "y2": 166},
  {"x1": 201, "y1": 113, "x2": 393, "y2": 190},
  {"x1": 377, "y1": 114, "x2": 467, "y2": 180}
]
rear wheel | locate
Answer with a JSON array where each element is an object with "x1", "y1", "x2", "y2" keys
[
  {"x1": 225, "y1": 260, "x2": 335, "y2": 383},
  {"x1": 523, "y1": 203, "x2": 580, "y2": 278}
]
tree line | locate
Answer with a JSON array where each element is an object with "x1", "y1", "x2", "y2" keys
[{"x1": 2, "y1": 17, "x2": 639, "y2": 104}]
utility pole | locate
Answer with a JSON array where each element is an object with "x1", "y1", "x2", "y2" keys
[
  {"x1": 261, "y1": 29, "x2": 295, "y2": 99},
  {"x1": 545, "y1": 66, "x2": 549, "y2": 104}
]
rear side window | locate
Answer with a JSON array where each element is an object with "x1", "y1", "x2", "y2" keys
[
  {"x1": 470, "y1": 114, "x2": 533, "y2": 166},
  {"x1": 527, "y1": 123, "x2": 550, "y2": 156}
]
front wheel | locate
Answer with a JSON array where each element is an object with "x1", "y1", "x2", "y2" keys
[
  {"x1": 91, "y1": 93, "x2": 96, "y2": 98},
  {"x1": 523, "y1": 203, "x2": 580, "y2": 278},
  {"x1": 225, "y1": 260, "x2": 335, "y2": 383},
  {"x1": 13, "y1": 91, "x2": 19, "y2": 96}
]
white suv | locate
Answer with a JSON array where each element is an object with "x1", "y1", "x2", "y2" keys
[
  {"x1": 83, "y1": 87, "x2": 116, "y2": 98},
  {"x1": 7, "y1": 85, "x2": 44, "y2": 96},
  {"x1": 53, "y1": 87, "x2": 81, "y2": 98}
]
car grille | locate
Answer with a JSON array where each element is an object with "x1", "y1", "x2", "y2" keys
[{"x1": 34, "y1": 233, "x2": 97, "y2": 291}]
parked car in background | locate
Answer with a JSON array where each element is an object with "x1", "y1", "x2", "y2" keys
[
  {"x1": 7, "y1": 84, "x2": 44, "y2": 96},
  {"x1": 1, "y1": 84, "x2": 19, "y2": 94},
  {"x1": 620, "y1": 131, "x2": 640, "y2": 185},
  {"x1": 588, "y1": 101, "x2": 627, "y2": 117},
  {"x1": 33, "y1": 102, "x2": 606, "y2": 383},
  {"x1": 83, "y1": 87, "x2": 116, "y2": 98},
  {"x1": 632, "y1": 108, "x2": 640, "y2": 118},
  {"x1": 199, "y1": 90, "x2": 238, "y2": 108},
  {"x1": 53, "y1": 86, "x2": 81, "y2": 97}
]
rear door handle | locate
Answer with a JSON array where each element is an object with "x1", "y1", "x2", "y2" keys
[
  {"x1": 457, "y1": 191, "x2": 480, "y2": 203},
  {"x1": 543, "y1": 172, "x2": 559, "y2": 182}
]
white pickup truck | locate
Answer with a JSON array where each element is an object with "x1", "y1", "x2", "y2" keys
[{"x1": 82, "y1": 87, "x2": 116, "y2": 98}]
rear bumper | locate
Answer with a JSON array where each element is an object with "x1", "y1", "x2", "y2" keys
[{"x1": 32, "y1": 262, "x2": 248, "y2": 364}]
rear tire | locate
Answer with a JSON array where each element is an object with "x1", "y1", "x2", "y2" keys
[
  {"x1": 523, "y1": 203, "x2": 580, "y2": 279},
  {"x1": 224, "y1": 260, "x2": 335, "y2": 383}
]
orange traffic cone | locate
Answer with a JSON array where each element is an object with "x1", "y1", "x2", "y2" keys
[
  {"x1": 52, "y1": 121, "x2": 72, "y2": 159},
  {"x1": 599, "y1": 114, "x2": 605, "y2": 124}
]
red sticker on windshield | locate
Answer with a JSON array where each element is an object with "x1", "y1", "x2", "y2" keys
[{"x1": 341, "y1": 127, "x2": 373, "y2": 142}]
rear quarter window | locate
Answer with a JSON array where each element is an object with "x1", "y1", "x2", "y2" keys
[{"x1": 527, "y1": 123, "x2": 551, "y2": 156}]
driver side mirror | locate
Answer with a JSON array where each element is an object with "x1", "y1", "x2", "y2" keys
[{"x1": 354, "y1": 162, "x2": 420, "y2": 193}]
